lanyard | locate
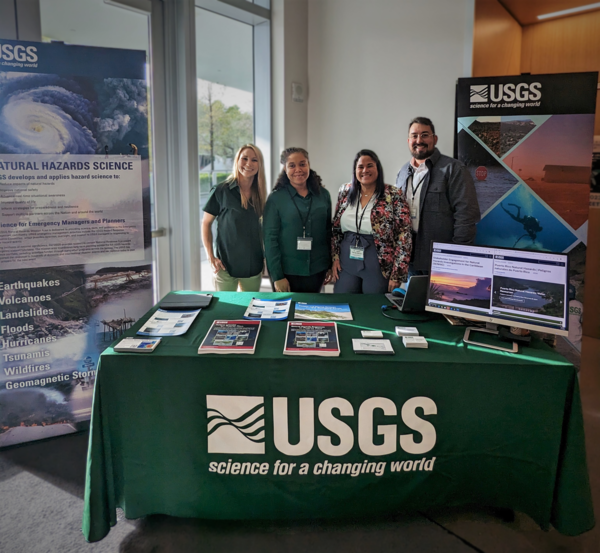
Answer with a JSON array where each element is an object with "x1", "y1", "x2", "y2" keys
[
  {"x1": 354, "y1": 195, "x2": 372, "y2": 243},
  {"x1": 410, "y1": 166, "x2": 427, "y2": 202},
  {"x1": 287, "y1": 186, "x2": 312, "y2": 238}
]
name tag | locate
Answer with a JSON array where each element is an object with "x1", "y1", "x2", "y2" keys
[
  {"x1": 297, "y1": 237, "x2": 313, "y2": 250},
  {"x1": 410, "y1": 206, "x2": 418, "y2": 220},
  {"x1": 349, "y1": 246, "x2": 364, "y2": 260}
]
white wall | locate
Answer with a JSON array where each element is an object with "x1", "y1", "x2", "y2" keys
[
  {"x1": 271, "y1": 0, "x2": 309, "y2": 182},
  {"x1": 307, "y1": 0, "x2": 474, "y2": 197}
]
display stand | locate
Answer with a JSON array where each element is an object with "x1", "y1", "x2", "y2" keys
[{"x1": 463, "y1": 324, "x2": 518, "y2": 353}]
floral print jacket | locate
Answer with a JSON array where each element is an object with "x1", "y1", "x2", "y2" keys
[{"x1": 331, "y1": 183, "x2": 412, "y2": 282}]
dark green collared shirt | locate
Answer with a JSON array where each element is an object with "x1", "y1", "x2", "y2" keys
[
  {"x1": 203, "y1": 180, "x2": 264, "y2": 278},
  {"x1": 263, "y1": 183, "x2": 332, "y2": 281}
]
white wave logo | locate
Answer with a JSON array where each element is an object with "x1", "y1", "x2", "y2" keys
[
  {"x1": 207, "y1": 395, "x2": 265, "y2": 454},
  {"x1": 470, "y1": 85, "x2": 488, "y2": 103}
]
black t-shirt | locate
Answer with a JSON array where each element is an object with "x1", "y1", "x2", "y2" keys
[{"x1": 203, "y1": 181, "x2": 264, "y2": 278}]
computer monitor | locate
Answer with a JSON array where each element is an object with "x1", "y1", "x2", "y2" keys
[{"x1": 425, "y1": 242, "x2": 569, "y2": 351}]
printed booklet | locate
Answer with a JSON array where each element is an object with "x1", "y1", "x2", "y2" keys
[
  {"x1": 137, "y1": 309, "x2": 201, "y2": 337},
  {"x1": 294, "y1": 302, "x2": 353, "y2": 321},
  {"x1": 244, "y1": 298, "x2": 291, "y2": 320},
  {"x1": 283, "y1": 321, "x2": 340, "y2": 356},
  {"x1": 114, "y1": 338, "x2": 161, "y2": 353},
  {"x1": 198, "y1": 320, "x2": 261, "y2": 354}
]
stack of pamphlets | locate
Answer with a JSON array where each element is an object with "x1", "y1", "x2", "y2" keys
[
  {"x1": 352, "y1": 339, "x2": 395, "y2": 355},
  {"x1": 244, "y1": 298, "x2": 291, "y2": 320},
  {"x1": 137, "y1": 309, "x2": 201, "y2": 337},
  {"x1": 403, "y1": 336, "x2": 429, "y2": 348},
  {"x1": 198, "y1": 320, "x2": 261, "y2": 354},
  {"x1": 284, "y1": 321, "x2": 340, "y2": 356},
  {"x1": 114, "y1": 337, "x2": 161, "y2": 353},
  {"x1": 294, "y1": 302, "x2": 353, "y2": 321}
]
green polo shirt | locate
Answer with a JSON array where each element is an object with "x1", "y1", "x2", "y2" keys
[
  {"x1": 263, "y1": 183, "x2": 332, "y2": 281},
  {"x1": 203, "y1": 180, "x2": 264, "y2": 278}
]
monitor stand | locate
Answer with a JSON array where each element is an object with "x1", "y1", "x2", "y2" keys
[{"x1": 463, "y1": 323, "x2": 518, "y2": 353}]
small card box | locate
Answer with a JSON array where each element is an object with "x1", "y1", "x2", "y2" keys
[
  {"x1": 402, "y1": 336, "x2": 428, "y2": 348},
  {"x1": 361, "y1": 330, "x2": 384, "y2": 338},
  {"x1": 395, "y1": 326, "x2": 419, "y2": 337}
]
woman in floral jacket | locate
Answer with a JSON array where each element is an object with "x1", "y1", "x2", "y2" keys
[{"x1": 331, "y1": 149, "x2": 412, "y2": 294}]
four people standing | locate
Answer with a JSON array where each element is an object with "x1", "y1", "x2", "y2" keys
[{"x1": 202, "y1": 117, "x2": 479, "y2": 293}]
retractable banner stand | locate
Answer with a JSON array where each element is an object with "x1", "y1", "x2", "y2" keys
[
  {"x1": 456, "y1": 72, "x2": 598, "y2": 351},
  {"x1": 0, "y1": 40, "x2": 152, "y2": 446}
]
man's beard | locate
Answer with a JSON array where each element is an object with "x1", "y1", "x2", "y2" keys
[{"x1": 412, "y1": 144, "x2": 433, "y2": 160}]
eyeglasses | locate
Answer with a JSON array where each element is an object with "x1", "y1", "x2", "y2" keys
[{"x1": 409, "y1": 133, "x2": 433, "y2": 140}]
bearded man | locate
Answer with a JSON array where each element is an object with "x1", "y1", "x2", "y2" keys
[{"x1": 396, "y1": 117, "x2": 480, "y2": 274}]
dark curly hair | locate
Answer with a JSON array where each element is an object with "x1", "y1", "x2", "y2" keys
[
  {"x1": 273, "y1": 147, "x2": 324, "y2": 195},
  {"x1": 348, "y1": 149, "x2": 385, "y2": 206}
]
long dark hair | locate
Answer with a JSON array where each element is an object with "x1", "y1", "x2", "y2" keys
[
  {"x1": 273, "y1": 147, "x2": 324, "y2": 195},
  {"x1": 348, "y1": 149, "x2": 385, "y2": 206}
]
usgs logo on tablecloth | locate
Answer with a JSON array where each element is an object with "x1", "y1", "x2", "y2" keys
[{"x1": 207, "y1": 395, "x2": 436, "y2": 456}]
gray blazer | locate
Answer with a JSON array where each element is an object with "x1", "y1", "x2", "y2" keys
[{"x1": 396, "y1": 148, "x2": 480, "y2": 271}]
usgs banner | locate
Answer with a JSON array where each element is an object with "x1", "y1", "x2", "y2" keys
[
  {"x1": 456, "y1": 72, "x2": 598, "y2": 351},
  {"x1": 0, "y1": 40, "x2": 152, "y2": 446}
]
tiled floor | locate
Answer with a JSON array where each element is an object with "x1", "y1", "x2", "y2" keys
[{"x1": 1, "y1": 337, "x2": 598, "y2": 552}]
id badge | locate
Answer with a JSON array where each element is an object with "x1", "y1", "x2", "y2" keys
[
  {"x1": 297, "y1": 237, "x2": 313, "y2": 250},
  {"x1": 410, "y1": 206, "x2": 418, "y2": 220},
  {"x1": 349, "y1": 246, "x2": 364, "y2": 260}
]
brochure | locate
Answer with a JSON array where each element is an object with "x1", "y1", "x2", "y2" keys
[
  {"x1": 198, "y1": 320, "x2": 261, "y2": 354},
  {"x1": 352, "y1": 339, "x2": 395, "y2": 355},
  {"x1": 294, "y1": 302, "x2": 353, "y2": 321},
  {"x1": 137, "y1": 309, "x2": 201, "y2": 337},
  {"x1": 244, "y1": 298, "x2": 291, "y2": 321},
  {"x1": 284, "y1": 321, "x2": 340, "y2": 356},
  {"x1": 114, "y1": 338, "x2": 161, "y2": 353}
]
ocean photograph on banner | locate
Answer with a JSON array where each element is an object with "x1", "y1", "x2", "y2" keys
[
  {"x1": 456, "y1": 73, "x2": 598, "y2": 351},
  {"x1": 0, "y1": 40, "x2": 152, "y2": 446}
]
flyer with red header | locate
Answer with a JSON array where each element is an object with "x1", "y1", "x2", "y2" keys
[
  {"x1": 283, "y1": 321, "x2": 340, "y2": 356},
  {"x1": 198, "y1": 320, "x2": 261, "y2": 354}
]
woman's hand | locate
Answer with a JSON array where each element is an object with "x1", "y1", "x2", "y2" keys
[
  {"x1": 209, "y1": 256, "x2": 226, "y2": 274},
  {"x1": 330, "y1": 259, "x2": 341, "y2": 283},
  {"x1": 388, "y1": 279, "x2": 399, "y2": 293},
  {"x1": 274, "y1": 278, "x2": 291, "y2": 292},
  {"x1": 323, "y1": 270, "x2": 333, "y2": 285}
]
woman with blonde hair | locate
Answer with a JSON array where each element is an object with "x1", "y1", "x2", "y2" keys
[{"x1": 201, "y1": 144, "x2": 267, "y2": 291}]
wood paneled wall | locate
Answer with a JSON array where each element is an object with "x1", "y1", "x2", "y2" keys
[
  {"x1": 522, "y1": 10, "x2": 600, "y2": 136},
  {"x1": 472, "y1": 0, "x2": 522, "y2": 77}
]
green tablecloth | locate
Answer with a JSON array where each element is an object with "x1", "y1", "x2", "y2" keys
[{"x1": 82, "y1": 292, "x2": 594, "y2": 542}]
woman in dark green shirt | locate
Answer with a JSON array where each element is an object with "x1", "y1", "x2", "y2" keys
[
  {"x1": 201, "y1": 144, "x2": 267, "y2": 291},
  {"x1": 263, "y1": 147, "x2": 332, "y2": 293}
]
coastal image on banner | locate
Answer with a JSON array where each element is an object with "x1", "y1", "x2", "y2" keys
[{"x1": 0, "y1": 41, "x2": 152, "y2": 446}]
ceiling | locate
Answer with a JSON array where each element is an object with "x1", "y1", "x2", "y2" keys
[{"x1": 499, "y1": 0, "x2": 600, "y2": 25}]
